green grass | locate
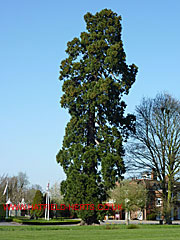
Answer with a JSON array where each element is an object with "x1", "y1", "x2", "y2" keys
[{"x1": 0, "y1": 224, "x2": 180, "y2": 240}]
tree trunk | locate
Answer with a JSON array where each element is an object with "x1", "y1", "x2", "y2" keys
[
  {"x1": 165, "y1": 178, "x2": 172, "y2": 224},
  {"x1": 126, "y1": 211, "x2": 130, "y2": 225},
  {"x1": 87, "y1": 110, "x2": 95, "y2": 146}
]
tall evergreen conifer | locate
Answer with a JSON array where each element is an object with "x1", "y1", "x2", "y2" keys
[
  {"x1": 57, "y1": 9, "x2": 137, "y2": 224},
  {"x1": 31, "y1": 190, "x2": 44, "y2": 219}
]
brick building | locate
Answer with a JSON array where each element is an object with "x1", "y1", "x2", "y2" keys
[{"x1": 106, "y1": 171, "x2": 180, "y2": 221}]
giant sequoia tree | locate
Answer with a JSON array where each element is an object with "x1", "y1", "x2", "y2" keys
[{"x1": 56, "y1": 9, "x2": 137, "y2": 224}]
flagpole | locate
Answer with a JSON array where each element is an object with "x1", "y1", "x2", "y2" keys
[
  {"x1": 45, "y1": 183, "x2": 50, "y2": 220},
  {"x1": 47, "y1": 183, "x2": 49, "y2": 220},
  {"x1": 6, "y1": 183, "x2": 8, "y2": 219},
  {"x1": 47, "y1": 189, "x2": 49, "y2": 220},
  {"x1": 45, "y1": 193, "x2": 47, "y2": 220}
]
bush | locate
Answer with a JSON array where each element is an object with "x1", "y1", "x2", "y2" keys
[
  {"x1": 0, "y1": 204, "x2": 6, "y2": 220},
  {"x1": 105, "y1": 224, "x2": 118, "y2": 230},
  {"x1": 147, "y1": 213, "x2": 156, "y2": 220},
  {"x1": 5, "y1": 217, "x2": 13, "y2": 222},
  {"x1": 12, "y1": 218, "x2": 81, "y2": 225},
  {"x1": 12, "y1": 218, "x2": 23, "y2": 223},
  {"x1": 127, "y1": 224, "x2": 139, "y2": 229},
  {"x1": 31, "y1": 190, "x2": 44, "y2": 219},
  {"x1": 52, "y1": 203, "x2": 71, "y2": 218}
]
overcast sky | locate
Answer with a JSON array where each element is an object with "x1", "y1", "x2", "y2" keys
[{"x1": 1, "y1": 0, "x2": 180, "y2": 189}]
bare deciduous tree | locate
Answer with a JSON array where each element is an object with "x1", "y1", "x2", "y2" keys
[
  {"x1": 49, "y1": 182, "x2": 62, "y2": 204},
  {"x1": 128, "y1": 93, "x2": 180, "y2": 223}
]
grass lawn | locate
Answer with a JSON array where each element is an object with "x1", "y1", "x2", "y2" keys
[{"x1": 0, "y1": 224, "x2": 180, "y2": 240}]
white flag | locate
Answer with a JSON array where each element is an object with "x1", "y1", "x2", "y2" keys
[{"x1": 3, "y1": 181, "x2": 8, "y2": 195}]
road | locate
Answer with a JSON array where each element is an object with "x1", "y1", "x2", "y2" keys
[{"x1": 1, "y1": 219, "x2": 180, "y2": 226}]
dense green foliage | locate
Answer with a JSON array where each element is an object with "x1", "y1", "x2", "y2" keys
[
  {"x1": 111, "y1": 180, "x2": 147, "y2": 211},
  {"x1": 11, "y1": 218, "x2": 80, "y2": 225},
  {"x1": 111, "y1": 180, "x2": 147, "y2": 225},
  {"x1": 0, "y1": 204, "x2": 6, "y2": 220},
  {"x1": 57, "y1": 9, "x2": 137, "y2": 224},
  {"x1": 31, "y1": 190, "x2": 44, "y2": 219}
]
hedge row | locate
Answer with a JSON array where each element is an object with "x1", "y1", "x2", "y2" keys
[
  {"x1": 0, "y1": 204, "x2": 6, "y2": 220},
  {"x1": 12, "y1": 218, "x2": 81, "y2": 225}
]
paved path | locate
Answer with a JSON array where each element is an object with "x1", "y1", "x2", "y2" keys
[
  {"x1": 0, "y1": 222, "x2": 22, "y2": 226},
  {"x1": 101, "y1": 220, "x2": 180, "y2": 225},
  {"x1": 1, "y1": 220, "x2": 180, "y2": 226}
]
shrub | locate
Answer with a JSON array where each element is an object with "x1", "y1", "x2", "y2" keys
[
  {"x1": 12, "y1": 218, "x2": 23, "y2": 223},
  {"x1": 5, "y1": 217, "x2": 13, "y2": 222},
  {"x1": 127, "y1": 224, "x2": 139, "y2": 229},
  {"x1": 12, "y1": 218, "x2": 80, "y2": 225},
  {"x1": 147, "y1": 213, "x2": 156, "y2": 220},
  {"x1": 0, "y1": 204, "x2": 6, "y2": 221},
  {"x1": 31, "y1": 190, "x2": 44, "y2": 219},
  {"x1": 105, "y1": 224, "x2": 119, "y2": 230}
]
